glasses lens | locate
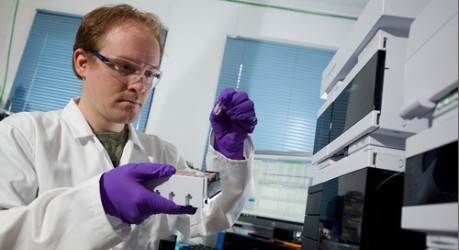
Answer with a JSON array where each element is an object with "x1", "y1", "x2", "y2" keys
[
  {"x1": 120, "y1": 69, "x2": 162, "y2": 90},
  {"x1": 106, "y1": 59, "x2": 137, "y2": 77},
  {"x1": 96, "y1": 53, "x2": 162, "y2": 89},
  {"x1": 141, "y1": 70, "x2": 162, "y2": 89},
  {"x1": 152, "y1": 71, "x2": 162, "y2": 87}
]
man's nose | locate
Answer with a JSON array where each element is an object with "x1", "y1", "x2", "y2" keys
[{"x1": 127, "y1": 75, "x2": 146, "y2": 93}]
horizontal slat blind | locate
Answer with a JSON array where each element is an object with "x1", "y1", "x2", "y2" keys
[
  {"x1": 9, "y1": 10, "x2": 82, "y2": 113},
  {"x1": 215, "y1": 37, "x2": 335, "y2": 153}
]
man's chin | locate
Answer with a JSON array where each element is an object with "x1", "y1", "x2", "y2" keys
[
  {"x1": 114, "y1": 111, "x2": 140, "y2": 125},
  {"x1": 123, "y1": 114, "x2": 140, "y2": 124}
]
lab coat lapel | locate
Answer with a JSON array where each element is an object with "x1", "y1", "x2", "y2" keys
[{"x1": 119, "y1": 124, "x2": 150, "y2": 165}]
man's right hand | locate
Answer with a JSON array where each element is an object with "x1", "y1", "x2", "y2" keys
[{"x1": 99, "y1": 163, "x2": 197, "y2": 224}]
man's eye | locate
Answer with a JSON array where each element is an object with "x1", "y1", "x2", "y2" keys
[
  {"x1": 111, "y1": 62, "x2": 136, "y2": 75},
  {"x1": 144, "y1": 70, "x2": 155, "y2": 78}
]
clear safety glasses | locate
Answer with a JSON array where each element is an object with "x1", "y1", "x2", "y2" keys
[{"x1": 91, "y1": 51, "x2": 162, "y2": 90}]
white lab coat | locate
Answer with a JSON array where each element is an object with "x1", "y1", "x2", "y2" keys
[{"x1": 0, "y1": 99, "x2": 254, "y2": 249}]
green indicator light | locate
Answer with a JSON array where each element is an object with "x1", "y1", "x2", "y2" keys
[{"x1": 443, "y1": 98, "x2": 450, "y2": 105}]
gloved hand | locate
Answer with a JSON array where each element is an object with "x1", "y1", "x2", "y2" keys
[
  {"x1": 210, "y1": 88, "x2": 257, "y2": 160},
  {"x1": 99, "y1": 163, "x2": 197, "y2": 224}
]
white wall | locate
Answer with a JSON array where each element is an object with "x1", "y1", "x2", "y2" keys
[{"x1": 0, "y1": 0, "x2": 356, "y2": 168}]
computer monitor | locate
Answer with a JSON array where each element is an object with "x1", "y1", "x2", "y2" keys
[{"x1": 237, "y1": 151, "x2": 319, "y2": 234}]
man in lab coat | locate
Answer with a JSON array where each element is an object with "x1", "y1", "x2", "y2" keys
[{"x1": 0, "y1": 4, "x2": 257, "y2": 249}]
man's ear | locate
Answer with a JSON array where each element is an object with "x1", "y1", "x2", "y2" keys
[{"x1": 73, "y1": 48, "x2": 89, "y2": 79}]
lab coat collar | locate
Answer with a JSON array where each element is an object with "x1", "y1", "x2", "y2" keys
[
  {"x1": 62, "y1": 98, "x2": 95, "y2": 139},
  {"x1": 126, "y1": 123, "x2": 146, "y2": 152},
  {"x1": 62, "y1": 98, "x2": 146, "y2": 152}
]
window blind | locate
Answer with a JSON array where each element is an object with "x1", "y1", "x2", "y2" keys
[
  {"x1": 7, "y1": 10, "x2": 156, "y2": 131},
  {"x1": 214, "y1": 36, "x2": 335, "y2": 153}
]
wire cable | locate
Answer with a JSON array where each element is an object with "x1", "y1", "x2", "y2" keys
[
  {"x1": 221, "y1": 0, "x2": 358, "y2": 20},
  {"x1": 0, "y1": 0, "x2": 20, "y2": 108}
]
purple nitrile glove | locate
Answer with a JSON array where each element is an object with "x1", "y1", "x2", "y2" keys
[
  {"x1": 210, "y1": 88, "x2": 257, "y2": 160},
  {"x1": 99, "y1": 163, "x2": 197, "y2": 225}
]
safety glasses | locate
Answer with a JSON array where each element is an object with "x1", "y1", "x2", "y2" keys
[{"x1": 91, "y1": 50, "x2": 162, "y2": 90}]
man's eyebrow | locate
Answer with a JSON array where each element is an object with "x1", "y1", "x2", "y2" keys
[{"x1": 116, "y1": 56, "x2": 160, "y2": 69}]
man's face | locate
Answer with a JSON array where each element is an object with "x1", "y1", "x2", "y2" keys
[{"x1": 78, "y1": 23, "x2": 161, "y2": 131}]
